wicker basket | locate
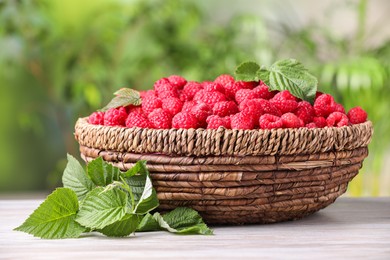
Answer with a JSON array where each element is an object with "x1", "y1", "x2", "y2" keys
[{"x1": 75, "y1": 117, "x2": 373, "y2": 224}]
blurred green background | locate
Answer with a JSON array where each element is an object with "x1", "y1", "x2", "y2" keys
[{"x1": 1, "y1": 0, "x2": 389, "y2": 196}]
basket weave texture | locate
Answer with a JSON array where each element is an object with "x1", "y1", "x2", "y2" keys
[{"x1": 75, "y1": 117, "x2": 373, "y2": 224}]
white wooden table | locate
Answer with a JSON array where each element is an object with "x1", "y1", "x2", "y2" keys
[{"x1": 1, "y1": 197, "x2": 389, "y2": 259}]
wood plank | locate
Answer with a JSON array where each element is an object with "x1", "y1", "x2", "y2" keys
[{"x1": 0, "y1": 198, "x2": 389, "y2": 259}]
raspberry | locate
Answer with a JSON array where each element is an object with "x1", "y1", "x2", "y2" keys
[
  {"x1": 214, "y1": 74, "x2": 235, "y2": 86},
  {"x1": 104, "y1": 107, "x2": 127, "y2": 126},
  {"x1": 125, "y1": 112, "x2": 151, "y2": 128},
  {"x1": 190, "y1": 103, "x2": 212, "y2": 127},
  {"x1": 140, "y1": 90, "x2": 157, "y2": 99},
  {"x1": 326, "y1": 112, "x2": 349, "y2": 127},
  {"x1": 148, "y1": 108, "x2": 172, "y2": 129},
  {"x1": 236, "y1": 80, "x2": 257, "y2": 89},
  {"x1": 193, "y1": 90, "x2": 226, "y2": 106},
  {"x1": 270, "y1": 90, "x2": 298, "y2": 114},
  {"x1": 281, "y1": 113, "x2": 304, "y2": 128},
  {"x1": 347, "y1": 107, "x2": 367, "y2": 124},
  {"x1": 161, "y1": 97, "x2": 183, "y2": 115},
  {"x1": 172, "y1": 112, "x2": 198, "y2": 129},
  {"x1": 88, "y1": 112, "x2": 104, "y2": 125},
  {"x1": 305, "y1": 122, "x2": 317, "y2": 128},
  {"x1": 294, "y1": 101, "x2": 315, "y2": 124},
  {"x1": 126, "y1": 105, "x2": 143, "y2": 114},
  {"x1": 142, "y1": 95, "x2": 162, "y2": 114},
  {"x1": 212, "y1": 101, "x2": 239, "y2": 117},
  {"x1": 259, "y1": 114, "x2": 283, "y2": 129},
  {"x1": 154, "y1": 78, "x2": 178, "y2": 99},
  {"x1": 314, "y1": 94, "x2": 336, "y2": 117},
  {"x1": 167, "y1": 75, "x2": 187, "y2": 89},
  {"x1": 240, "y1": 99, "x2": 263, "y2": 125},
  {"x1": 206, "y1": 115, "x2": 231, "y2": 129},
  {"x1": 182, "y1": 81, "x2": 203, "y2": 100},
  {"x1": 312, "y1": 117, "x2": 327, "y2": 128},
  {"x1": 231, "y1": 112, "x2": 255, "y2": 130},
  {"x1": 252, "y1": 84, "x2": 275, "y2": 100},
  {"x1": 224, "y1": 81, "x2": 243, "y2": 100},
  {"x1": 235, "y1": 89, "x2": 259, "y2": 104},
  {"x1": 203, "y1": 82, "x2": 225, "y2": 94},
  {"x1": 335, "y1": 103, "x2": 346, "y2": 114},
  {"x1": 181, "y1": 101, "x2": 196, "y2": 113}
]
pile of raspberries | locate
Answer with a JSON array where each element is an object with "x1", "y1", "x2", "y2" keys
[{"x1": 88, "y1": 75, "x2": 367, "y2": 130}]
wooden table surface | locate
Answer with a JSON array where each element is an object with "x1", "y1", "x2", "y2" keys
[{"x1": 0, "y1": 197, "x2": 389, "y2": 259}]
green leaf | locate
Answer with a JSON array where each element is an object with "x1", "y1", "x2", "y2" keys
[
  {"x1": 87, "y1": 157, "x2": 120, "y2": 186},
  {"x1": 256, "y1": 66, "x2": 271, "y2": 86},
  {"x1": 265, "y1": 59, "x2": 318, "y2": 103},
  {"x1": 62, "y1": 154, "x2": 95, "y2": 201},
  {"x1": 100, "y1": 88, "x2": 141, "y2": 112},
  {"x1": 124, "y1": 161, "x2": 159, "y2": 214},
  {"x1": 14, "y1": 188, "x2": 85, "y2": 239},
  {"x1": 234, "y1": 61, "x2": 260, "y2": 81},
  {"x1": 154, "y1": 207, "x2": 213, "y2": 235},
  {"x1": 136, "y1": 213, "x2": 161, "y2": 232},
  {"x1": 76, "y1": 187, "x2": 128, "y2": 229},
  {"x1": 99, "y1": 214, "x2": 139, "y2": 237}
]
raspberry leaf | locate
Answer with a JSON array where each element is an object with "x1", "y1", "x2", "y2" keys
[
  {"x1": 87, "y1": 157, "x2": 121, "y2": 186},
  {"x1": 62, "y1": 154, "x2": 95, "y2": 201},
  {"x1": 14, "y1": 188, "x2": 85, "y2": 239},
  {"x1": 264, "y1": 59, "x2": 317, "y2": 103},
  {"x1": 100, "y1": 88, "x2": 141, "y2": 112},
  {"x1": 137, "y1": 213, "x2": 161, "y2": 232},
  {"x1": 99, "y1": 213, "x2": 139, "y2": 237},
  {"x1": 234, "y1": 61, "x2": 260, "y2": 81}
]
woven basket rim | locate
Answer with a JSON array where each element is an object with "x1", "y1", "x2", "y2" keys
[{"x1": 75, "y1": 117, "x2": 373, "y2": 157}]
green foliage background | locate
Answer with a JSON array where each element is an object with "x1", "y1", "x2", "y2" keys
[{"x1": 0, "y1": 0, "x2": 389, "y2": 196}]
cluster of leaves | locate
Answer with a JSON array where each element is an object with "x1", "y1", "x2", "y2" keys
[{"x1": 15, "y1": 155, "x2": 212, "y2": 239}]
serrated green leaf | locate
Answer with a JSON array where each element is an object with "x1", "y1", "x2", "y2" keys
[
  {"x1": 124, "y1": 162, "x2": 159, "y2": 214},
  {"x1": 256, "y1": 66, "x2": 271, "y2": 86},
  {"x1": 266, "y1": 59, "x2": 317, "y2": 103},
  {"x1": 99, "y1": 214, "x2": 139, "y2": 237},
  {"x1": 76, "y1": 187, "x2": 128, "y2": 229},
  {"x1": 14, "y1": 188, "x2": 85, "y2": 239},
  {"x1": 87, "y1": 157, "x2": 120, "y2": 186},
  {"x1": 153, "y1": 207, "x2": 213, "y2": 235},
  {"x1": 234, "y1": 61, "x2": 260, "y2": 81},
  {"x1": 99, "y1": 88, "x2": 141, "y2": 112},
  {"x1": 62, "y1": 154, "x2": 95, "y2": 201},
  {"x1": 136, "y1": 213, "x2": 161, "y2": 232}
]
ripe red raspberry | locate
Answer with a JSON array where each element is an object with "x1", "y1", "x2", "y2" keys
[
  {"x1": 212, "y1": 101, "x2": 238, "y2": 117},
  {"x1": 305, "y1": 122, "x2": 317, "y2": 128},
  {"x1": 231, "y1": 112, "x2": 255, "y2": 130},
  {"x1": 335, "y1": 103, "x2": 346, "y2": 114},
  {"x1": 236, "y1": 80, "x2": 257, "y2": 89},
  {"x1": 214, "y1": 74, "x2": 235, "y2": 86},
  {"x1": 313, "y1": 117, "x2": 327, "y2": 128},
  {"x1": 172, "y1": 112, "x2": 198, "y2": 129},
  {"x1": 154, "y1": 78, "x2": 179, "y2": 99},
  {"x1": 281, "y1": 112, "x2": 304, "y2": 128},
  {"x1": 148, "y1": 108, "x2": 172, "y2": 129},
  {"x1": 182, "y1": 81, "x2": 203, "y2": 100},
  {"x1": 126, "y1": 105, "x2": 143, "y2": 114},
  {"x1": 104, "y1": 107, "x2": 128, "y2": 126},
  {"x1": 235, "y1": 89, "x2": 259, "y2": 104},
  {"x1": 140, "y1": 90, "x2": 157, "y2": 99},
  {"x1": 314, "y1": 94, "x2": 336, "y2": 117},
  {"x1": 88, "y1": 111, "x2": 104, "y2": 125},
  {"x1": 223, "y1": 81, "x2": 243, "y2": 100},
  {"x1": 252, "y1": 84, "x2": 275, "y2": 100},
  {"x1": 161, "y1": 97, "x2": 183, "y2": 115},
  {"x1": 181, "y1": 101, "x2": 196, "y2": 113},
  {"x1": 167, "y1": 75, "x2": 187, "y2": 89},
  {"x1": 142, "y1": 95, "x2": 162, "y2": 114},
  {"x1": 327, "y1": 112, "x2": 349, "y2": 127},
  {"x1": 259, "y1": 114, "x2": 283, "y2": 129},
  {"x1": 193, "y1": 90, "x2": 226, "y2": 106},
  {"x1": 206, "y1": 115, "x2": 231, "y2": 129},
  {"x1": 203, "y1": 82, "x2": 225, "y2": 94},
  {"x1": 190, "y1": 103, "x2": 212, "y2": 127},
  {"x1": 347, "y1": 106, "x2": 367, "y2": 124},
  {"x1": 270, "y1": 90, "x2": 299, "y2": 114},
  {"x1": 125, "y1": 112, "x2": 151, "y2": 128},
  {"x1": 294, "y1": 101, "x2": 315, "y2": 124}
]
